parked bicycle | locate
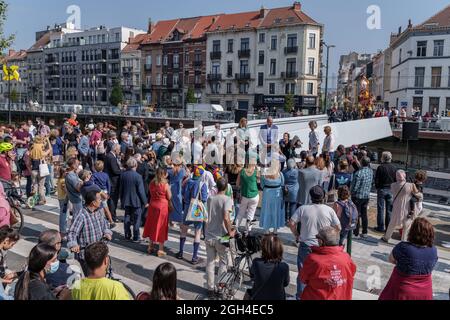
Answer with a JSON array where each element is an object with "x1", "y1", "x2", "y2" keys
[{"x1": 1, "y1": 179, "x2": 25, "y2": 233}]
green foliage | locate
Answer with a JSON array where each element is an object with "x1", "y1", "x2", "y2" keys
[
  {"x1": 0, "y1": 1, "x2": 15, "y2": 54},
  {"x1": 109, "y1": 78, "x2": 123, "y2": 106},
  {"x1": 186, "y1": 87, "x2": 196, "y2": 104},
  {"x1": 9, "y1": 87, "x2": 18, "y2": 102},
  {"x1": 284, "y1": 93, "x2": 294, "y2": 113}
]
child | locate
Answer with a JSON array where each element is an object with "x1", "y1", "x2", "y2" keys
[
  {"x1": 91, "y1": 161, "x2": 114, "y2": 226},
  {"x1": 56, "y1": 166, "x2": 68, "y2": 238}
]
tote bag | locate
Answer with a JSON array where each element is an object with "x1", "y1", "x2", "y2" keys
[
  {"x1": 39, "y1": 160, "x2": 50, "y2": 177},
  {"x1": 186, "y1": 182, "x2": 208, "y2": 222}
]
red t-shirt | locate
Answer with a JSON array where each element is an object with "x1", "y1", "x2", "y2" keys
[
  {"x1": 0, "y1": 156, "x2": 12, "y2": 181},
  {"x1": 300, "y1": 246, "x2": 356, "y2": 300}
]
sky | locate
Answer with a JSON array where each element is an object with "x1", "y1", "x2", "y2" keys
[{"x1": 3, "y1": 0, "x2": 450, "y2": 88}]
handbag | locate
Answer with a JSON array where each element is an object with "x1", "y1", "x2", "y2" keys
[
  {"x1": 186, "y1": 182, "x2": 208, "y2": 222},
  {"x1": 39, "y1": 160, "x2": 50, "y2": 177}
]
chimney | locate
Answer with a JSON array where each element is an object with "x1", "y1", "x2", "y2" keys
[
  {"x1": 398, "y1": 26, "x2": 402, "y2": 34},
  {"x1": 147, "y1": 18, "x2": 154, "y2": 34},
  {"x1": 408, "y1": 19, "x2": 412, "y2": 28},
  {"x1": 293, "y1": 1, "x2": 301, "y2": 12},
  {"x1": 8, "y1": 49, "x2": 16, "y2": 57},
  {"x1": 260, "y1": 6, "x2": 269, "y2": 18}
]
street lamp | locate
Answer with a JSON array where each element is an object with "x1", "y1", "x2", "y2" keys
[
  {"x1": 93, "y1": 75, "x2": 96, "y2": 109},
  {"x1": 322, "y1": 41, "x2": 335, "y2": 114}
]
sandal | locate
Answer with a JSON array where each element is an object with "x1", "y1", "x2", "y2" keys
[
  {"x1": 157, "y1": 251, "x2": 167, "y2": 257},
  {"x1": 147, "y1": 243, "x2": 155, "y2": 255}
]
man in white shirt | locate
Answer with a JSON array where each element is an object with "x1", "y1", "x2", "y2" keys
[
  {"x1": 289, "y1": 185, "x2": 341, "y2": 300},
  {"x1": 322, "y1": 126, "x2": 336, "y2": 160},
  {"x1": 212, "y1": 123, "x2": 225, "y2": 145}
]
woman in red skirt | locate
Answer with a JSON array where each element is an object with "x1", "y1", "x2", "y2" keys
[{"x1": 143, "y1": 167, "x2": 172, "y2": 257}]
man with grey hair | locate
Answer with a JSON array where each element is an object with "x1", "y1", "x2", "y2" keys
[
  {"x1": 299, "y1": 226, "x2": 356, "y2": 300},
  {"x1": 38, "y1": 230, "x2": 78, "y2": 289},
  {"x1": 105, "y1": 143, "x2": 122, "y2": 222},
  {"x1": 375, "y1": 151, "x2": 397, "y2": 233},
  {"x1": 119, "y1": 157, "x2": 148, "y2": 242}
]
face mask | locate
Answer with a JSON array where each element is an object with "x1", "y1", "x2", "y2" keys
[{"x1": 47, "y1": 260, "x2": 60, "y2": 274}]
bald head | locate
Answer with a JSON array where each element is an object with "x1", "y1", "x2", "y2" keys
[{"x1": 306, "y1": 156, "x2": 316, "y2": 167}]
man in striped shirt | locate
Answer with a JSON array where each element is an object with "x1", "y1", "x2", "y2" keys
[
  {"x1": 351, "y1": 157, "x2": 374, "y2": 238},
  {"x1": 68, "y1": 190, "x2": 112, "y2": 276}
]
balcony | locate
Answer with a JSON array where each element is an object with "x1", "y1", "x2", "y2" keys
[
  {"x1": 210, "y1": 51, "x2": 222, "y2": 60},
  {"x1": 207, "y1": 73, "x2": 222, "y2": 81},
  {"x1": 238, "y1": 49, "x2": 251, "y2": 58},
  {"x1": 122, "y1": 67, "x2": 133, "y2": 74},
  {"x1": 108, "y1": 54, "x2": 120, "y2": 60},
  {"x1": 144, "y1": 64, "x2": 152, "y2": 71},
  {"x1": 172, "y1": 63, "x2": 180, "y2": 70},
  {"x1": 281, "y1": 71, "x2": 299, "y2": 79},
  {"x1": 235, "y1": 73, "x2": 251, "y2": 81},
  {"x1": 193, "y1": 60, "x2": 203, "y2": 67},
  {"x1": 45, "y1": 71, "x2": 60, "y2": 77},
  {"x1": 284, "y1": 46, "x2": 298, "y2": 54},
  {"x1": 45, "y1": 57, "x2": 59, "y2": 64}
]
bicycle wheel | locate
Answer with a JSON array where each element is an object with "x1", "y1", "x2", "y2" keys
[
  {"x1": 121, "y1": 281, "x2": 136, "y2": 300},
  {"x1": 10, "y1": 206, "x2": 24, "y2": 233}
]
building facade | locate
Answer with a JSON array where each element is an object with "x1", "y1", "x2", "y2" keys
[
  {"x1": 0, "y1": 50, "x2": 28, "y2": 103},
  {"x1": 205, "y1": 2, "x2": 323, "y2": 114},
  {"x1": 388, "y1": 7, "x2": 450, "y2": 115}
]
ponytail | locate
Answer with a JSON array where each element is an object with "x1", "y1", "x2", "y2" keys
[{"x1": 15, "y1": 270, "x2": 31, "y2": 301}]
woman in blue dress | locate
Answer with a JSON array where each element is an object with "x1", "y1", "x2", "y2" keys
[
  {"x1": 282, "y1": 159, "x2": 299, "y2": 224},
  {"x1": 260, "y1": 164, "x2": 285, "y2": 234},
  {"x1": 168, "y1": 160, "x2": 186, "y2": 223}
]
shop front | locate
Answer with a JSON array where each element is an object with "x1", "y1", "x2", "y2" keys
[{"x1": 254, "y1": 94, "x2": 318, "y2": 115}]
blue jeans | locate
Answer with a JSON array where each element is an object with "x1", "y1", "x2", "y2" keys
[
  {"x1": 296, "y1": 242, "x2": 312, "y2": 300},
  {"x1": 25, "y1": 176, "x2": 32, "y2": 197},
  {"x1": 71, "y1": 201, "x2": 83, "y2": 220},
  {"x1": 285, "y1": 202, "x2": 297, "y2": 222},
  {"x1": 59, "y1": 199, "x2": 68, "y2": 234},
  {"x1": 45, "y1": 164, "x2": 54, "y2": 195},
  {"x1": 124, "y1": 207, "x2": 143, "y2": 241},
  {"x1": 377, "y1": 188, "x2": 393, "y2": 230}
]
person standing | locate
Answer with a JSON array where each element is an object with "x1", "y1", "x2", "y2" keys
[
  {"x1": 289, "y1": 186, "x2": 341, "y2": 299},
  {"x1": 300, "y1": 226, "x2": 356, "y2": 300},
  {"x1": 168, "y1": 159, "x2": 186, "y2": 224},
  {"x1": 143, "y1": 167, "x2": 172, "y2": 257},
  {"x1": 382, "y1": 170, "x2": 421, "y2": 243},
  {"x1": 308, "y1": 121, "x2": 320, "y2": 157},
  {"x1": 205, "y1": 178, "x2": 235, "y2": 298},
  {"x1": 120, "y1": 158, "x2": 147, "y2": 242},
  {"x1": 259, "y1": 117, "x2": 279, "y2": 164},
  {"x1": 259, "y1": 164, "x2": 285, "y2": 234},
  {"x1": 104, "y1": 144, "x2": 122, "y2": 223},
  {"x1": 375, "y1": 151, "x2": 397, "y2": 233},
  {"x1": 279, "y1": 133, "x2": 292, "y2": 170},
  {"x1": 236, "y1": 163, "x2": 259, "y2": 232},
  {"x1": 379, "y1": 218, "x2": 438, "y2": 300},
  {"x1": 164, "y1": 121, "x2": 174, "y2": 139},
  {"x1": 282, "y1": 159, "x2": 299, "y2": 224},
  {"x1": 351, "y1": 157, "x2": 374, "y2": 238},
  {"x1": 297, "y1": 156, "x2": 324, "y2": 206},
  {"x1": 30, "y1": 136, "x2": 50, "y2": 205},
  {"x1": 322, "y1": 126, "x2": 335, "y2": 161},
  {"x1": 65, "y1": 158, "x2": 83, "y2": 219}
]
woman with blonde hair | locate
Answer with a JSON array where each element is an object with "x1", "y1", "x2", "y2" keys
[
  {"x1": 143, "y1": 167, "x2": 172, "y2": 257},
  {"x1": 30, "y1": 136, "x2": 50, "y2": 205}
]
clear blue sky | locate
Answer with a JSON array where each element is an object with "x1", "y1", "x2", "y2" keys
[{"x1": 4, "y1": 0, "x2": 450, "y2": 88}]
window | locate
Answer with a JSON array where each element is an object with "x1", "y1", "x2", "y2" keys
[
  {"x1": 194, "y1": 51, "x2": 202, "y2": 63},
  {"x1": 397, "y1": 71, "x2": 401, "y2": 89},
  {"x1": 269, "y1": 83, "x2": 275, "y2": 95},
  {"x1": 258, "y1": 51, "x2": 264, "y2": 65},
  {"x1": 213, "y1": 40, "x2": 221, "y2": 52},
  {"x1": 433, "y1": 40, "x2": 444, "y2": 57},
  {"x1": 271, "y1": 36, "x2": 277, "y2": 50},
  {"x1": 417, "y1": 41, "x2": 427, "y2": 57},
  {"x1": 240, "y1": 38, "x2": 250, "y2": 51},
  {"x1": 448, "y1": 67, "x2": 450, "y2": 87},
  {"x1": 146, "y1": 75, "x2": 151, "y2": 86},
  {"x1": 286, "y1": 58, "x2": 296, "y2": 74},
  {"x1": 146, "y1": 55, "x2": 152, "y2": 66},
  {"x1": 163, "y1": 55, "x2": 168, "y2": 66},
  {"x1": 240, "y1": 60, "x2": 249, "y2": 75},
  {"x1": 429, "y1": 97, "x2": 440, "y2": 113},
  {"x1": 259, "y1": 33, "x2": 265, "y2": 43},
  {"x1": 227, "y1": 83, "x2": 232, "y2": 94},
  {"x1": 212, "y1": 63, "x2": 220, "y2": 75},
  {"x1": 287, "y1": 34, "x2": 297, "y2": 48},
  {"x1": 211, "y1": 82, "x2": 220, "y2": 94},
  {"x1": 227, "y1": 61, "x2": 233, "y2": 77},
  {"x1": 446, "y1": 97, "x2": 450, "y2": 113},
  {"x1": 414, "y1": 67, "x2": 425, "y2": 87},
  {"x1": 285, "y1": 83, "x2": 295, "y2": 94},
  {"x1": 173, "y1": 74, "x2": 179, "y2": 86},
  {"x1": 307, "y1": 58, "x2": 315, "y2": 75},
  {"x1": 258, "y1": 72, "x2": 264, "y2": 87},
  {"x1": 227, "y1": 39, "x2": 233, "y2": 53},
  {"x1": 308, "y1": 33, "x2": 316, "y2": 49},
  {"x1": 270, "y1": 59, "x2": 276, "y2": 75},
  {"x1": 413, "y1": 97, "x2": 423, "y2": 114},
  {"x1": 239, "y1": 83, "x2": 249, "y2": 94},
  {"x1": 173, "y1": 54, "x2": 179, "y2": 65},
  {"x1": 162, "y1": 74, "x2": 167, "y2": 86},
  {"x1": 431, "y1": 67, "x2": 442, "y2": 88},
  {"x1": 399, "y1": 49, "x2": 402, "y2": 64},
  {"x1": 185, "y1": 52, "x2": 189, "y2": 63},
  {"x1": 307, "y1": 82, "x2": 314, "y2": 95},
  {"x1": 156, "y1": 55, "x2": 161, "y2": 66},
  {"x1": 115, "y1": 33, "x2": 120, "y2": 42}
]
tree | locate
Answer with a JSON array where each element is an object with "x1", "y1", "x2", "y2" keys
[
  {"x1": 9, "y1": 87, "x2": 18, "y2": 102},
  {"x1": 0, "y1": 1, "x2": 14, "y2": 55},
  {"x1": 186, "y1": 87, "x2": 196, "y2": 104},
  {"x1": 285, "y1": 93, "x2": 294, "y2": 113},
  {"x1": 109, "y1": 79, "x2": 123, "y2": 106}
]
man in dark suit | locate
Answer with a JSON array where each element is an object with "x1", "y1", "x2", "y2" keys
[
  {"x1": 119, "y1": 157, "x2": 148, "y2": 242},
  {"x1": 104, "y1": 143, "x2": 122, "y2": 222}
]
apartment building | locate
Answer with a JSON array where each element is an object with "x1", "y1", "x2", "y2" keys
[
  {"x1": 388, "y1": 6, "x2": 450, "y2": 115},
  {"x1": 205, "y1": 2, "x2": 323, "y2": 114},
  {"x1": 0, "y1": 49, "x2": 28, "y2": 103},
  {"x1": 121, "y1": 34, "x2": 147, "y2": 105}
]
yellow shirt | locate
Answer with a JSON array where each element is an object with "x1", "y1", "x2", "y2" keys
[{"x1": 71, "y1": 278, "x2": 131, "y2": 300}]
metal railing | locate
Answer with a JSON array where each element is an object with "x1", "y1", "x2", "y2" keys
[{"x1": 0, "y1": 103, "x2": 235, "y2": 122}]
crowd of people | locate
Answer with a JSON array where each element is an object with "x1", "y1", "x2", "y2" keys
[{"x1": 0, "y1": 113, "x2": 440, "y2": 300}]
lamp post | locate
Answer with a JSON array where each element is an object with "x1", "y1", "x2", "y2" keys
[
  {"x1": 322, "y1": 41, "x2": 335, "y2": 114},
  {"x1": 93, "y1": 75, "x2": 96, "y2": 109}
]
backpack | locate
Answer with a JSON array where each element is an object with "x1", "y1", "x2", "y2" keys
[{"x1": 337, "y1": 200, "x2": 358, "y2": 231}]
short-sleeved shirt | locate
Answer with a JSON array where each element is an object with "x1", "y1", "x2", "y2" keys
[
  {"x1": 13, "y1": 130, "x2": 31, "y2": 148},
  {"x1": 65, "y1": 171, "x2": 82, "y2": 204},
  {"x1": 392, "y1": 242, "x2": 438, "y2": 276},
  {"x1": 206, "y1": 194, "x2": 233, "y2": 241},
  {"x1": 71, "y1": 278, "x2": 131, "y2": 300},
  {"x1": 291, "y1": 204, "x2": 341, "y2": 247}
]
